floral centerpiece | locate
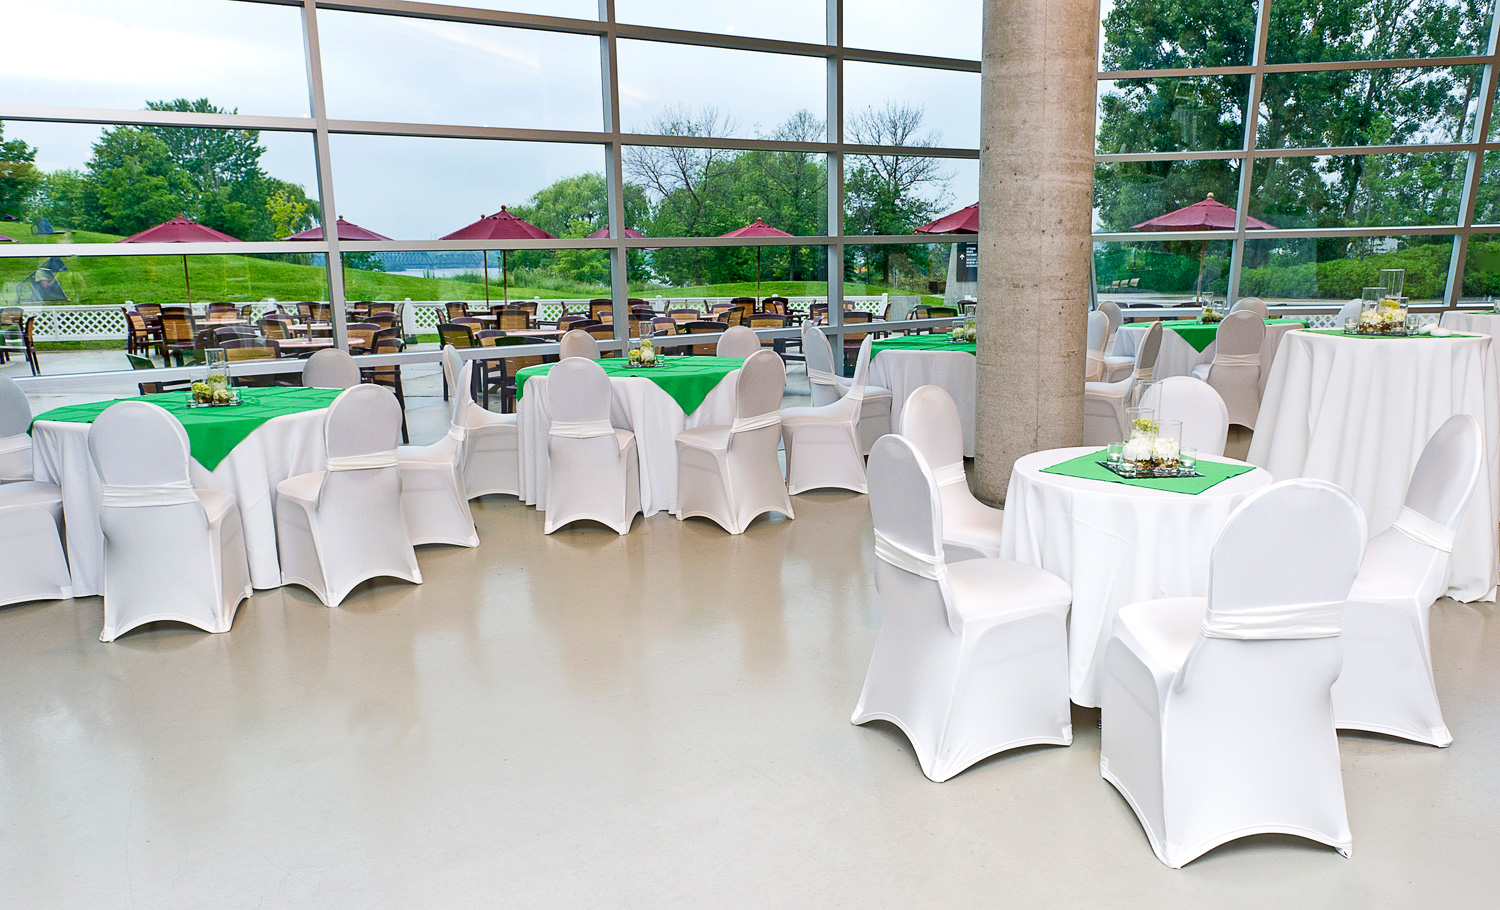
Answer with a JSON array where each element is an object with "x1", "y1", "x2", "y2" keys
[
  {"x1": 950, "y1": 318, "x2": 977, "y2": 344},
  {"x1": 628, "y1": 337, "x2": 666, "y2": 368},
  {"x1": 1199, "y1": 306, "x2": 1224, "y2": 324},
  {"x1": 1349, "y1": 298, "x2": 1408, "y2": 336},
  {"x1": 1107, "y1": 415, "x2": 1191, "y2": 477},
  {"x1": 188, "y1": 349, "x2": 239, "y2": 406}
]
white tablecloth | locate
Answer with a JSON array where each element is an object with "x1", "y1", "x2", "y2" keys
[
  {"x1": 869, "y1": 349, "x2": 977, "y2": 457},
  {"x1": 1440, "y1": 311, "x2": 1500, "y2": 380},
  {"x1": 999, "y1": 446, "x2": 1272, "y2": 707},
  {"x1": 1110, "y1": 320, "x2": 1303, "y2": 395},
  {"x1": 30, "y1": 410, "x2": 329, "y2": 598},
  {"x1": 1248, "y1": 329, "x2": 1500, "y2": 602},
  {"x1": 517, "y1": 371, "x2": 740, "y2": 517}
]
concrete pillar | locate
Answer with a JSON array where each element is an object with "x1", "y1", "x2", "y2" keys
[{"x1": 973, "y1": 0, "x2": 1097, "y2": 503}]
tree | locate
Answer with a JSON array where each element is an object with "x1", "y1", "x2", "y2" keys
[
  {"x1": 845, "y1": 102, "x2": 951, "y2": 284},
  {"x1": 0, "y1": 123, "x2": 41, "y2": 219},
  {"x1": 80, "y1": 127, "x2": 191, "y2": 235},
  {"x1": 266, "y1": 187, "x2": 309, "y2": 240},
  {"x1": 732, "y1": 110, "x2": 829, "y2": 282},
  {"x1": 31, "y1": 170, "x2": 88, "y2": 229}
]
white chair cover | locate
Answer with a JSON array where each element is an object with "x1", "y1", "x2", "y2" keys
[
  {"x1": 1100, "y1": 302, "x2": 1134, "y2": 381},
  {"x1": 1230, "y1": 297, "x2": 1269, "y2": 319},
  {"x1": 560, "y1": 329, "x2": 600, "y2": 360},
  {"x1": 852, "y1": 435, "x2": 1073, "y2": 782},
  {"x1": 438, "y1": 345, "x2": 520, "y2": 500},
  {"x1": 544, "y1": 358, "x2": 641, "y2": 534},
  {"x1": 781, "y1": 335, "x2": 876, "y2": 494},
  {"x1": 88, "y1": 401, "x2": 252, "y2": 640},
  {"x1": 1336, "y1": 298, "x2": 1362, "y2": 327},
  {"x1": 1333, "y1": 414, "x2": 1484, "y2": 746},
  {"x1": 301, "y1": 348, "x2": 360, "y2": 388},
  {"x1": 675, "y1": 349, "x2": 795, "y2": 533},
  {"x1": 900, "y1": 385, "x2": 1001, "y2": 560},
  {"x1": 1084, "y1": 321, "x2": 1162, "y2": 445},
  {"x1": 716, "y1": 325, "x2": 761, "y2": 359},
  {"x1": 1100, "y1": 478, "x2": 1366, "y2": 867},
  {"x1": 1098, "y1": 300, "x2": 1123, "y2": 343},
  {"x1": 1137, "y1": 376, "x2": 1230, "y2": 457},
  {"x1": 397, "y1": 353, "x2": 480, "y2": 547},
  {"x1": 1191, "y1": 310, "x2": 1264, "y2": 429},
  {"x1": 0, "y1": 375, "x2": 34, "y2": 482},
  {"x1": 1085, "y1": 311, "x2": 1109, "y2": 383},
  {"x1": 801, "y1": 319, "x2": 893, "y2": 453},
  {"x1": 0, "y1": 480, "x2": 71, "y2": 606},
  {"x1": 275, "y1": 385, "x2": 421, "y2": 606}
]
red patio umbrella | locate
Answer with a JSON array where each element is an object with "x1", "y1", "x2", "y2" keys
[
  {"x1": 916, "y1": 203, "x2": 979, "y2": 234},
  {"x1": 281, "y1": 216, "x2": 392, "y2": 242},
  {"x1": 117, "y1": 215, "x2": 242, "y2": 303},
  {"x1": 586, "y1": 226, "x2": 648, "y2": 240},
  {"x1": 1132, "y1": 193, "x2": 1274, "y2": 302},
  {"x1": 441, "y1": 206, "x2": 556, "y2": 305},
  {"x1": 720, "y1": 218, "x2": 793, "y2": 301},
  {"x1": 0, "y1": 234, "x2": 15, "y2": 243}
]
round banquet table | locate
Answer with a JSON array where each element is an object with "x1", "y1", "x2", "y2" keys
[
  {"x1": 29, "y1": 387, "x2": 340, "y2": 597},
  {"x1": 999, "y1": 446, "x2": 1272, "y2": 707},
  {"x1": 1250, "y1": 329, "x2": 1500, "y2": 602},
  {"x1": 1440, "y1": 310, "x2": 1500, "y2": 379},
  {"x1": 1110, "y1": 317, "x2": 1306, "y2": 395},
  {"x1": 514, "y1": 356, "x2": 742, "y2": 517},
  {"x1": 869, "y1": 335, "x2": 977, "y2": 456}
]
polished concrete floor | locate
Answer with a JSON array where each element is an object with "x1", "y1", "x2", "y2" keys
[{"x1": 4, "y1": 364, "x2": 1500, "y2": 907}]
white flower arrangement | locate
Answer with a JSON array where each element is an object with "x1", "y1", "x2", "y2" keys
[{"x1": 1122, "y1": 436, "x2": 1154, "y2": 462}]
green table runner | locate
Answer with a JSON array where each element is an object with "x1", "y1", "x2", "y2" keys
[
  {"x1": 871, "y1": 334, "x2": 977, "y2": 355},
  {"x1": 32, "y1": 386, "x2": 341, "y2": 471},
  {"x1": 515, "y1": 356, "x2": 743, "y2": 414},
  {"x1": 1040, "y1": 449, "x2": 1256, "y2": 495},
  {"x1": 1161, "y1": 318, "x2": 1308, "y2": 353},
  {"x1": 1304, "y1": 328, "x2": 1478, "y2": 339}
]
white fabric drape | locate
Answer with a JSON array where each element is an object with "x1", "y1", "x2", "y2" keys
[
  {"x1": 1248, "y1": 330, "x2": 1500, "y2": 602},
  {"x1": 1111, "y1": 320, "x2": 1302, "y2": 396},
  {"x1": 868, "y1": 349, "x2": 977, "y2": 457}
]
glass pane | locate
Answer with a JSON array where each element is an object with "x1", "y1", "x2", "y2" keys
[
  {"x1": 2, "y1": 0, "x2": 309, "y2": 116},
  {"x1": 624, "y1": 144, "x2": 828, "y2": 238},
  {"x1": 1472, "y1": 152, "x2": 1500, "y2": 224},
  {"x1": 343, "y1": 249, "x2": 611, "y2": 311},
  {"x1": 843, "y1": 156, "x2": 978, "y2": 236},
  {"x1": 462, "y1": 0, "x2": 598, "y2": 17},
  {"x1": 1097, "y1": 76, "x2": 1250, "y2": 153},
  {"x1": 633, "y1": 244, "x2": 829, "y2": 302},
  {"x1": 1094, "y1": 160, "x2": 1242, "y2": 233},
  {"x1": 1259, "y1": 67, "x2": 1482, "y2": 149},
  {"x1": 1094, "y1": 239, "x2": 1234, "y2": 306},
  {"x1": 844, "y1": 63, "x2": 980, "y2": 149},
  {"x1": 1250, "y1": 152, "x2": 1466, "y2": 229},
  {"x1": 1461, "y1": 233, "x2": 1500, "y2": 303},
  {"x1": 844, "y1": 243, "x2": 956, "y2": 310},
  {"x1": 616, "y1": 0, "x2": 824, "y2": 44},
  {"x1": 845, "y1": 0, "x2": 981, "y2": 60},
  {"x1": 1241, "y1": 236, "x2": 1452, "y2": 305},
  {"x1": 328, "y1": 135, "x2": 605, "y2": 241},
  {"x1": 1267, "y1": 0, "x2": 1493, "y2": 63},
  {"x1": 1098, "y1": 0, "x2": 1257, "y2": 71},
  {"x1": 317, "y1": 11, "x2": 603, "y2": 131},
  {"x1": 617, "y1": 41, "x2": 825, "y2": 141}
]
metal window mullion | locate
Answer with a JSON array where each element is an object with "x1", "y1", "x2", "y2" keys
[
  {"x1": 1448, "y1": 15, "x2": 1500, "y2": 307},
  {"x1": 600, "y1": 0, "x2": 630, "y2": 351},
  {"x1": 302, "y1": 0, "x2": 348, "y2": 349},
  {"x1": 1228, "y1": 0, "x2": 1272, "y2": 305},
  {"x1": 826, "y1": 0, "x2": 847, "y2": 370}
]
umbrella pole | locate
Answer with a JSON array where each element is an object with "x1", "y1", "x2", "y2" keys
[
  {"x1": 503, "y1": 250, "x2": 509, "y2": 304},
  {"x1": 182, "y1": 254, "x2": 191, "y2": 304},
  {"x1": 756, "y1": 247, "x2": 762, "y2": 302},
  {"x1": 483, "y1": 250, "x2": 490, "y2": 307},
  {"x1": 1196, "y1": 240, "x2": 1207, "y2": 304}
]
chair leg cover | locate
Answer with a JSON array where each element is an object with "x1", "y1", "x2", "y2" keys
[
  {"x1": 398, "y1": 435, "x2": 480, "y2": 547},
  {"x1": 464, "y1": 421, "x2": 520, "y2": 500},
  {"x1": 1205, "y1": 363, "x2": 1261, "y2": 429},
  {"x1": 544, "y1": 433, "x2": 642, "y2": 535},
  {"x1": 781, "y1": 420, "x2": 867, "y2": 495},
  {"x1": 857, "y1": 394, "x2": 893, "y2": 456},
  {"x1": 0, "y1": 483, "x2": 72, "y2": 607},
  {"x1": 1332, "y1": 598, "x2": 1451, "y2": 746},
  {"x1": 676, "y1": 427, "x2": 795, "y2": 535},
  {"x1": 274, "y1": 472, "x2": 422, "y2": 608},
  {"x1": 0, "y1": 439, "x2": 32, "y2": 483}
]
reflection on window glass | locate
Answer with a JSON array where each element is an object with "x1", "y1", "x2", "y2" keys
[
  {"x1": 846, "y1": 0, "x2": 980, "y2": 60},
  {"x1": 317, "y1": 11, "x2": 603, "y2": 131},
  {"x1": 1, "y1": 0, "x2": 309, "y2": 116},
  {"x1": 624, "y1": 142, "x2": 828, "y2": 239},
  {"x1": 843, "y1": 155, "x2": 978, "y2": 236},
  {"x1": 1094, "y1": 160, "x2": 1242, "y2": 233},
  {"x1": 845, "y1": 62, "x2": 979, "y2": 149},
  {"x1": 1259, "y1": 67, "x2": 1481, "y2": 149},
  {"x1": 1267, "y1": 0, "x2": 1493, "y2": 63},
  {"x1": 1241, "y1": 235, "x2": 1453, "y2": 304},
  {"x1": 1097, "y1": 76, "x2": 1249, "y2": 154},
  {"x1": 1094, "y1": 239, "x2": 1234, "y2": 305},
  {"x1": 616, "y1": 0, "x2": 824, "y2": 43},
  {"x1": 1251, "y1": 152, "x2": 1466, "y2": 229},
  {"x1": 342, "y1": 249, "x2": 612, "y2": 305},
  {"x1": 630, "y1": 245, "x2": 829, "y2": 301},
  {"x1": 1097, "y1": 0, "x2": 1256, "y2": 71},
  {"x1": 329, "y1": 135, "x2": 605, "y2": 240},
  {"x1": 617, "y1": 41, "x2": 825, "y2": 141},
  {"x1": 845, "y1": 243, "x2": 957, "y2": 309},
  {"x1": 1472, "y1": 153, "x2": 1500, "y2": 224},
  {"x1": 1462, "y1": 234, "x2": 1500, "y2": 303}
]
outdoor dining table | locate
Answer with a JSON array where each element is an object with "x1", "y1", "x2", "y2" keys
[
  {"x1": 29, "y1": 387, "x2": 342, "y2": 597},
  {"x1": 1110, "y1": 317, "x2": 1306, "y2": 394},
  {"x1": 514, "y1": 356, "x2": 742, "y2": 516},
  {"x1": 999, "y1": 445, "x2": 1272, "y2": 707},
  {"x1": 869, "y1": 334, "x2": 977, "y2": 456},
  {"x1": 273, "y1": 338, "x2": 336, "y2": 355}
]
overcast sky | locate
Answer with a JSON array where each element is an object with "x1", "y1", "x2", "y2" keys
[{"x1": 2, "y1": 0, "x2": 980, "y2": 240}]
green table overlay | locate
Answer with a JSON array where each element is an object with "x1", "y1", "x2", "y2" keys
[
  {"x1": 1160, "y1": 318, "x2": 1308, "y2": 353},
  {"x1": 1040, "y1": 449, "x2": 1256, "y2": 495},
  {"x1": 515, "y1": 356, "x2": 743, "y2": 415},
  {"x1": 32, "y1": 386, "x2": 341, "y2": 471},
  {"x1": 871, "y1": 334, "x2": 977, "y2": 355}
]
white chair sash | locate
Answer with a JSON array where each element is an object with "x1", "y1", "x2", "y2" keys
[
  {"x1": 100, "y1": 479, "x2": 199, "y2": 508},
  {"x1": 326, "y1": 450, "x2": 399, "y2": 472},
  {"x1": 930, "y1": 463, "x2": 968, "y2": 488},
  {"x1": 731, "y1": 411, "x2": 781, "y2": 434},
  {"x1": 1392, "y1": 506, "x2": 1456, "y2": 553},
  {"x1": 447, "y1": 425, "x2": 469, "y2": 443},
  {"x1": 0, "y1": 433, "x2": 30, "y2": 455},
  {"x1": 1202, "y1": 601, "x2": 1343, "y2": 640},
  {"x1": 549, "y1": 419, "x2": 616, "y2": 439},
  {"x1": 1212, "y1": 353, "x2": 1262, "y2": 367},
  {"x1": 1134, "y1": 366, "x2": 1155, "y2": 383},
  {"x1": 874, "y1": 530, "x2": 947, "y2": 581},
  {"x1": 807, "y1": 368, "x2": 840, "y2": 389}
]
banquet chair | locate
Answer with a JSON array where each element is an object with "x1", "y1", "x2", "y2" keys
[
  {"x1": 1137, "y1": 377, "x2": 1229, "y2": 457},
  {"x1": 275, "y1": 385, "x2": 421, "y2": 606},
  {"x1": 0, "y1": 375, "x2": 35, "y2": 482},
  {"x1": 544, "y1": 358, "x2": 641, "y2": 535},
  {"x1": 1191, "y1": 311, "x2": 1265, "y2": 429},
  {"x1": 852, "y1": 435, "x2": 1073, "y2": 782},
  {"x1": 1099, "y1": 302, "x2": 1134, "y2": 381},
  {"x1": 675, "y1": 349, "x2": 794, "y2": 534},
  {"x1": 900, "y1": 385, "x2": 1001, "y2": 560},
  {"x1": 716, "y1": 325, "x2": 762, "y2": 359},
  {"x1": 302, "y1": 348, "x2": 360, "y2": 388},
  {"x1": 560, "y1": 329, "x2": 600, "y2": 360},
  {"x1": 345, "y1": 322, "x2": 380, "y2": 353},
  {"x1": 363, "y1": 335, "x2": 410, "y2": 443},
  {"x1": 1336, "y1": 298, "x2": 1362, "y2": 327},
  {"x1": 685, "y1": 321, "x2": 730, "y2": 355},
  {"x1": 437, "y1": 344, "x2": 520, "y2": 500},
  {"x1": 396, "y1": 352, "x2": 480, "y2": 547},
  {"x1": 446, "y1": 302, "x2": 470, "y2": 321},
  {"x1": 0, "y1": 478, "x2": 71, "y2": 607},
  {"x1": 651, "y1": 317, "x2": 678, "y2": 337},
  {"x1": 1099, "y1": 478, "x2": 1365, "y2": 868},
  {"x1": 781, "y1": 335, "x2": 881, "y2": 495},
  {"x1": 800, "y1": 319, "x2": 894, "y2": 454},
  {"x1": 1230, "y1": 297, "x2": 1269, "y2": 319},
  {"x1": 1085, "y1": 310, "x2": 1109, "y2": 383},
  {"x1": 89, "y1": 401, "x2": 253, "y2": 640},
  {"x1": 1083, "y1": 320, "x2": 1162, "y2": 445},
  {"x1": 1332, "y1": 415, "x2": 1484, "y2": 747}
]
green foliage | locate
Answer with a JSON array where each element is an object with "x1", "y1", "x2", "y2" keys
[
  {"x1": 1237, "y1": 240, "x2": 1453, "y2": 299},
  {"x1": 0, "y1": 122, "x2": 42, "y2": 219}
]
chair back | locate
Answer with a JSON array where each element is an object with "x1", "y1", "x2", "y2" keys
[
  {"x1": 560, "y1": 329, "x2": 601, "y2": 360},
  {"x1": 1134, "y1": 320, "x2": 1164, "y2": 381},
  {"x1": 161, "y1": 308, "x2": 196, "y2": 343},
  {"x1": 437, "y1": 322, "x2": 476, "y2": 349},
  {"x1": 1402, "y1": 414, "x2": 1485, "y2": 535},
  {"x1": 899, "y1": 385, "x2": 966, "y2": 484},
  {"x1": 1336, "y1": 299, "x2": 1362, "y2": 326},
  {"x1": 846, "y1": 334, "x2": 874, "y2": 403},
  {"x1": 134, "y1": 304, "x2": 162, "y2": 321},
  {"x1": 685, "y1": 321, "x2": 729, "y2": 356},
  {"x1": 367, "y1": 301, "x2": 396, "y2": 315},
  {"x1": 309, "y1": 302, "x2": 332, "y2": 323},
  {"x1": 345, "y1": 322, "x2": 380, "y2": 351},
  {"x1": 1086, "y1": 310, "x2": 1108, "y2": 353},
  {"x1": 584, "y1": 323, "x2": 615, "y2": 343},
  {"x1": 87, "y1": 401, "x2": 193, "y2": 490},
  {"x1": 207, "y1": 303, "x2": 236, "y2": 317},
  {"x1": 215, "y1": 325, "x2": 255, "y2": 342},
  {"x1": 716, "y1": 325, "x2": 761, "y2": 358},
  {"x1": 1137, "y1": 377, "x2": 1229, "y2": 457},
  {"x1": 589, "y1": 299, "x2": 612, "y2": 320},
  {"x1": 840, "y1": 310, "x2": 873, "y2": 345},
  {"x1": 650, "y1": 317, "x2": 678, "y2": 336},
  {"x1": 1098, "y1": 300, "x2": 1123, "y2": 338},
  {"x1": 303, "y1": 348, "x2": 360, "y2": 389},
  {"x1": 547, "y1": 357, "x2": 612, "y2": 426},
  {"x1": 1230, "y1": 297, "x2": 1269, "y2": 319},
  {"x1": 0, "y1": 375, "x2": 31, "y2": 437},
  {"x1": 1214, "y1": 311, "x2": 1265, "y2": 358},
  {"x1": 733, "y1": 349, "x2": 786, "y2": 426},
  {"x1": 492, "y1": 306, "x2": 530, "y2": 330},
  {"x1": 867, "y1": 435, "x2": 947, "y2": 578},
  {"x1": 221, "y1": 338, "x2": 277, "y2": 363},
  {"x1": 259, "y1": 314, "x2": 292, "y2": 339},
  {"x1": 446, "y1": 302, "x2": 469, "y2": 321},
  {"x1": 801, "y1": 320, "x2": 842, "y2": 406},
  {"x1": 444, "y1": 349, "x2": 473, "y2": 432},
  {"x1": 325, "y1": 384, "x2": 401, "y2": 462},
  {"x1": 366, "y1": 311, "x2": 399, "y2": 330}
]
